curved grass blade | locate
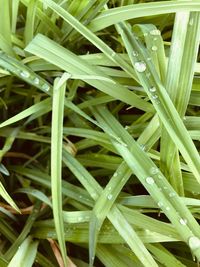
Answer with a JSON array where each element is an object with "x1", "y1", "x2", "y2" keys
[{"x1": 89, "y1": 1, "x2": 200, "y2": 32}]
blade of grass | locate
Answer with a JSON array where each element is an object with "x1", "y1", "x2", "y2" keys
[{"x1": 51, "y1": 74, "x2": 70, "y2": 267}]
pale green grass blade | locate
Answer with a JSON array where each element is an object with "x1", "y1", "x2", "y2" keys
[
  {"x1": 51, "y1": 75, "x2": 68, "y2": 267},
  {"x1": 0, "y1": 98, "x2": 51, "y2": 128},
  {"x1": 0, "y1": 0, "x2": 12, "y2": 46},
  {"x1": 25, "y1": 34, "x2": 153, "y2": 112},
  {"x1": 89, "y1": 1, "x2": 200, "y2": 32},
  {"x1": 160, "y1": 12, "x2": 200, "y2": 195},
  {"x1": 147, "y1": 243, "x2": 186, "y2": 267},
  {"x1": 8, "y1": 236, "x2": 38, "y2": 267},
  {"x1": 24, "y1": 0, "x2": 38, "y2": 45},
  {"x1": 0, "y1": 53, "x2": 52, "y2": 93},
  {"x1": 0, "y1": 127, "x2": 19, "y2": 160},
  {"x1": 15, "y1": 188, "x2": 52, "y2": 208},
  {"x1": 118, "y1": 21, "x2": 200, "y2": 184},
  {"x1": 11, "y1": 0, "x2": 20, "y2": 33},
  {"x1": 0, "y1": 182, "x2": 20, "y2": 213},
  {"x1": 89, "y1": 161, "x2": 132, "y2": 263},
  {"x1": 21, "y1": 0, "x2": 62, "y2": 38}
]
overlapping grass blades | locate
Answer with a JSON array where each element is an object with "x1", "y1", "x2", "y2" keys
[{"x1": 0, "y1": 0, "x2": 199, "y2": 266}]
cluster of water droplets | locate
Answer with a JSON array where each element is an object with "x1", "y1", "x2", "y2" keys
[
  {"x1": 148, "y1": 86, "x2": 160, "y2": 104},
  {"x1": 19, "y1": 70, "x2": 50, "y2": 91},
  {"x1": 149, "y1": 29, "x2": 160, "y2": 52}
]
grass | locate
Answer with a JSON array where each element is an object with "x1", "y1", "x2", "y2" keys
[{"x1": 0, "y1": 0, "x2": 200, "y2": 266}]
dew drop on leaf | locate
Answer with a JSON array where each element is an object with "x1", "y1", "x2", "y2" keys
[{"x1": 134, "y1": 61, "x2": 146, "y2": 73}]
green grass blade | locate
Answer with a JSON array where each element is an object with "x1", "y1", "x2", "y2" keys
[
  {"x1": 8, "y1": 236, "x2": 38, "y2": 267},
  {"x1": 51, "y1": 74, "x2": 68, "y2": 267},
  {"x1": 89, "y1": 1, "x2": 200, "y2": 32}
]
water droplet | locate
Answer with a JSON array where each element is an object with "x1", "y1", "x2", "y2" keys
[
  {"x1": 151, "y1": 46, "x2": 158, "y2": 51},
  {"x1": 147, "y1": 57, "x2": 151, "y2": 61},
  {"x1": 144, "y1": 33, "x2": 148, "y2": 37},
  {"x1": 134, "y1": 61, "x2": 146, "y2": 73},
  {"x1": 146, "y1": 176, "x2": 155, "y2": 185},
  {"x1": 155, "y1": 99, "x2": 161, "y2": 104},
  {"x1": 188, "y1": 236, "x2": 200, "y2": 250},
  {"x1": 108, "y1": 186, "x2": 112, "y2": 191},
  {"x1": 163, "y1": 186, "x2": 168, "y2": 190},
  {"x1": 20, "y1": 70, "x2": 30, "y2": 78},
  {"x1": 169, "y1": 192, "x2": 176, "y2": 198},
  {"x1": 107, "y1": 194, "x2": 113, "y2": 200},
  {"x1": 152, "y1": 95, "x2": 158, "y2": 100},
  {"x1": 132, "y1": 51, "x2": 138, "y2": 57},
  {"x1": 42, "y1": 84, "x2": 50, "y2": 91},
  {"x1": 179, "y1": 218, "x2": 187, "y2": 225},
  {"x1": 166, "y1": 206, "x2": 170, "y2": 211},
  {"x1": 111, "y1": 52, "x2": 116, "y2": 57},
  {"x1": 150, "y1": 29, "x2": 161, "y2": 36},
  {"x1": 153, "y1": 37, "x2": 158, "y2": 41},
  {"x1": 33, "y1": 77, "x2": 40, "y2": 85},
  {"x1": 150, "y1": 167, "x2": 159, "y2": 175},
  {"x1": 125, "y1": 125, "x2": 129, "y2": 130},
  {"x1": 158, "y1": 201, "x2": 163, "y2": 207},
  {"x1": 149, "y1": 87, "x2": 156, "y2": 93},
  {"x1": 113, "y1": 173, "x2": 118, "y2": 177}
]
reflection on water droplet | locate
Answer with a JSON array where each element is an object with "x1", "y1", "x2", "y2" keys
[
  {"x1": 42, "y1": 84, "x2": 50, "y2": 91},
  {"x1": 150, "y1": 167, "x2": 159, "y2": 175},
  {"x1": 166, "y1": 206, "x2": 170, "y2": 211},
  {"x1": 149, "y1": 87, "x2": 156, "y2": 93},
  {"x1": 113, "y1": 173, "x2": 118, "y2": 177},
  {"x1": 152, "y1": 95, "x2": 158, "y2": 100},
  {"x1": 20, "y1": 70, "x2": 30, "y2": 78},
  {"x1": 33, "y1": 77, "x2": 40, "y2": 85},
  {"x1": 151, "y1": 46, "x2": 158, "y2": 51},
  {"x1": 146, "y1": 176, "x2": 155, "y2": 185},
  {"x1": 132, "y1": 51, "x2": 138, "y2": 57},
  {"x1": 111, "y1": 52, "x2": 116, "y2": 57},
  {"x1": 107, "y1": 194, "x2": 113, "y2": 200},
  {"x1": 134, "y1": 61, "x2": 146, "y2": 73},
  {"x1": 158, "y1": 201, "x2": 163, "y2": 207},
  {"x1": 108, "y1": 186, "x2": 112, "y2": 191},
  {"x1": 188, "y1": 236, "x2": 200, "y2": 250},
  {"x1": 150, "y1": 29, "x2": 161, "y2": 36},
  {"x1": 169, "y1": 192, "x2": 176, "y2": 198},
  {"x1": 179, "y1": 218, "x2": 187, "y2": 225}
]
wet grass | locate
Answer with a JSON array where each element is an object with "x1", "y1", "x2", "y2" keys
[{"x1": 0, "y1": 0, "x2": 200, "y2": 266}]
